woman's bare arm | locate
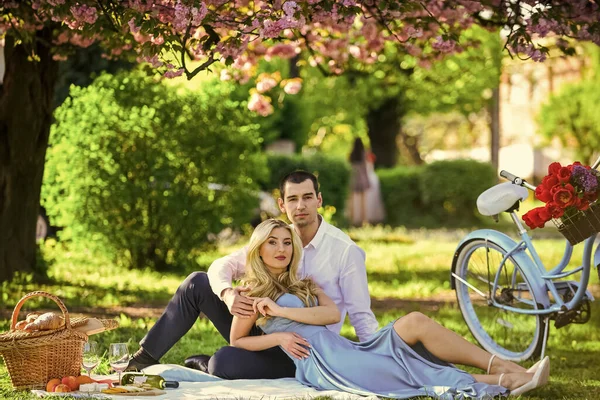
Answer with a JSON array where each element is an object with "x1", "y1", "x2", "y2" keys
[
  {"x1": 230, "y1": 312, "x2": 311, "y2": 359},
  {"x1": 254, "y1": 289, "x2": 341, "y2": 326}
]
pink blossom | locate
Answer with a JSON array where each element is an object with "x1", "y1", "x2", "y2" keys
[
  {"x1": 164, "y1": 68, "x2": 185, "y2": 79},
  {"x1": 248, "y1": 93, "x2": 274, "y2": 117},
  {"x1": 52, "y1": 54, "x2": 68, "y2": 61},
  {"x1": 143, "y1": 55, "x2": 163, "y2": 68},
  {"x1": 282, "y1": 78, "x2": 302, "y2": 94},
  {"x1": 282, "y1": 1, "x2": 298, "y2": 16},
  {"x1": 150, "y1": 35, "x2": 164, "y2": 45},
  {"x1": 70, "y1": 4, "x2": 98, "y2": 25},
  {"x1": 256, "y1": 72, "x2": 280, "y2": 93},
  {"x1": 128, "y1": 18, "x2": 141, "y2": 34},
  {"x1": 220, "y1": 69, "x2": 232, "y2": 81},
  {"x1": 432, "y1": 36, "x2": 457, "y2": 53},
  {"x1": 265, "y1": 43, "x2": 298, "y2": 60}
]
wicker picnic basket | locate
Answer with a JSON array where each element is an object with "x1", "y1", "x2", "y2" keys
[
  {"x1": 0, "y1": 291, "x2": 89, "y2": 390},
  {"x1": 553, "y1": 202, "x2": 600, "y2": 245}
]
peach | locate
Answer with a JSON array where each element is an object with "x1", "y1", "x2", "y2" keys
[
  {"x1": 46, "y1": 378, "x2": 61, "y2": 393},
  {"x1": 54, "y1": 384, "x2": 71, "y2": 392},
  {"x1": 61, "y1": 375, "x2": 79, "y2": 391}
]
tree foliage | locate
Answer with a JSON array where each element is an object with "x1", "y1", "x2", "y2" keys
[
  {"x1": 42, "y1": 71, "x2": 267, "y2": 271},
  {"x1": 538, "y1": 78, "x2": 600, "y2": 164},
  {"x1": 3, "y1": 1, "x2": 599, "y2": 88}
]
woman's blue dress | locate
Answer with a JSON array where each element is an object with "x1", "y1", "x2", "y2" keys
[{"x1": 261, "y1": 294, "x2": 509, "y2": 399}]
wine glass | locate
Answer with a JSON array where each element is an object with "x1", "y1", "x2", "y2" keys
[
  {"x1": 108, "y1": 343, "x2": 130, "y2": 385},
  {"x1": 82, "y1": 341, "x2": 100, "y2": 376}
]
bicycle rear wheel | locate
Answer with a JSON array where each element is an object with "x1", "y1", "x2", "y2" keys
[{"x1": 453, "y1": 239, "x2": 545, "y2": 361}]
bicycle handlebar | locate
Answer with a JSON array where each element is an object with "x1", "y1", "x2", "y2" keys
[
  {"x1": 592, "y1": 154, "x2": 600, "y2": 170},
  {"x1": 499, "y1": 170, "x2": 537, "y2": 191}
]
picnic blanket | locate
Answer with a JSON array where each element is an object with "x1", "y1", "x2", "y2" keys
[{"x1": 32, "y1": 364, "x2": 378, "y2": 400}]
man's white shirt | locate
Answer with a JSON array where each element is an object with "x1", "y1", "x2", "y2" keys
[{"x1": 207, "y1": 218, "x2": 378, "y2": 341}]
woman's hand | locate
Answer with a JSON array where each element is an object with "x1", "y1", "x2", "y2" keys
[
  {"x1": 252, "y1": 297, "x2": 283, "y2": 317},
  {"x1": 276, "y1": 332, "x2": 311, "y2": 360}
]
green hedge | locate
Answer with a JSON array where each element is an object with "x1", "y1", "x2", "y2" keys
[
  {"x1": 378, "y1": 166, "x2": 427, "y2": 227},
  {"x1": 43, "y1": 71, "x2": 267, "y2": 271},
  {"x1": 419, "y1": 159, "x2": 496, "y2": 223},
  {"x1": 377, "y1": 159, "x2": 496, "y2": 227},
  {"x1": 263, "y1": 153, "x2": 350, "y2": 222}
]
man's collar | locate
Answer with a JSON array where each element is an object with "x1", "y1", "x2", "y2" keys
[{"x1": 305, "y1": 214, "x2": 326, "y2": 249}]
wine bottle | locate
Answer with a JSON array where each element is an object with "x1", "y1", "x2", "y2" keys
[{"x1": 120, "y1": 372, "x2": 179, "y2": 389}]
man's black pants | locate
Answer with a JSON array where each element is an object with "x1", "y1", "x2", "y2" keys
[{"x1": 140, "y1": 272, "x2": 295, "y2": 379}]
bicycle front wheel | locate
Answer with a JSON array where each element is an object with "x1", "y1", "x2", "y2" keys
[{"x1": 453, "y1": 239, "x2": 545, "y2": 361}]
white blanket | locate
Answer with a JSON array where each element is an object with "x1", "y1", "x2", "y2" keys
[{"x1": 32, "y1": 365, "x2": 377, "y2": 400}]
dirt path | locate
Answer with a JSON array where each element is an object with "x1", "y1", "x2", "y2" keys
[{"x1": 3, "y1": 283, "x2": 598, "y2": 320}]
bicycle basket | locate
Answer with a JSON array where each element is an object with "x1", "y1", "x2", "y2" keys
[{"x1": 553, "y1": 202, "x2": 600, "y2": 245}]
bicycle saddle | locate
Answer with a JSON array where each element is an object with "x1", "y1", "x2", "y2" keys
[{"x1": 477, "y1": 182, "x2": 529, "y2": 216}]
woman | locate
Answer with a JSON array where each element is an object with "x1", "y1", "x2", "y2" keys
[
  {"x1": 348, "y1": 137, "x2": 371, "y2": 226},
  {"x1": 231, "y1": 219, "x2": 550, "y2": 398}
]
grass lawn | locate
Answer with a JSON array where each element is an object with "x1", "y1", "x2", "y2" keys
[{"x1": 1, "y1": 227, "x2": 600, "y2": 399}]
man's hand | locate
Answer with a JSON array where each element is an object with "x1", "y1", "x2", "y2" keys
[
  {"x1": 222, "y1": 287, "x2": 255, "y2": 318},
  {"x1": 276, "y1": 332, "x2": 311, "y2": 360}
]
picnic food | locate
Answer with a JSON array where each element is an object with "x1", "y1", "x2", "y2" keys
[
  {"x1": 26, "y1": 313, "x2": 40, "y2": 323},
  {"x1": 61, "y1": 375, "x2": 79, "y2": 391},
  {"x1": 24, "y1": 312, "x2": 65, "y2": 331},
  {"x1": 46, "y1": 378, "x2": 61, "y2": 392},
  {"x1": 80, "y1": 382, "x2": 109, "y2": 392},
  {"x1": 102, "y1": 385, "x2": 150, "y2": 394},
  {"x1": 76, "y1": 375, "x2": 95, "y2": 385},
  {"x1": 54, "y1": 384, "x2": 71, "y2": 392},
  {"x1": 14, "y1": 313, "x2": 41, "y2": 332}
]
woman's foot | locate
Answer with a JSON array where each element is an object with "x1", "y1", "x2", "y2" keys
[
  {"x1": 498, "y1": 372, "x2": 535, "y2": 391},
  {"x1": 487, "y1": 354, "x2": 527, "y2": 375},
  {"x1": 507, "y1": 357, "x2": 550, "y2": 396}
]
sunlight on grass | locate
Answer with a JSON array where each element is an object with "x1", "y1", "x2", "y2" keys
[{"x1": 1, "y1": 228, "x2": 600, "y2": 399}]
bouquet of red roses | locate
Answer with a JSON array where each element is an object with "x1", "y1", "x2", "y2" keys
[{"x1": 522, "y1": 161, "x2": 600, "y2": 230}]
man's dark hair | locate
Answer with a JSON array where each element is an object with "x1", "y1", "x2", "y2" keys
[{"x1": 279, "y1": 170, "x2": 319, "y2": 199}]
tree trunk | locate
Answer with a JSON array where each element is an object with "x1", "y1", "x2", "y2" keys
[
  {"x1": 366, "y1": 97, "x2": 402, "y2": 168},
  {"x1": 398, "y1": 129, "x2": 424, "y2": 165},
  {"x1": 0, "y1": 29, "x2": 58, "y2": 282}
]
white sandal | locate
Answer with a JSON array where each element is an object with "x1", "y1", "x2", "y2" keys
[
  {"x1": 510, "y1": 356, "x2": 550, "y2": 396},
  {"x1": 487, "y1": 354, "x2": 498, "y2": 375}
]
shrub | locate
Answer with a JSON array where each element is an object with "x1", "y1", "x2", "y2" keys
[
  {"x1": 539, "y1": 78, "x2": 600, "y2": 164},
  {"x1": 377, "y1": 166, "x2": 429, "y2": 227},
  {"x1": 43, "y1": 71, "x2": 267, "y2": 271},
  {"x1": 263, "y1": 153, "x2": 350, "y2": 222},
  {"x1": 419, "y1": 159, "x2": 496, "y2": 224}
]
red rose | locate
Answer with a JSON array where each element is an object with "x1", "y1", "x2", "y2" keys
[
  {"x1": 546, "y1": 202, "x2": 564, "y2": 218},
  {"x1": 579, "y1": 199, "x2": 590, "y2": 211},
  {"x1": 522, "y1": 210, "x2": 536, "y2": 229},
  {"x1": 557, "y1": 167, "x2": 571, "y2": 183},
  {"x1": 550, "y1": 184, "x2": 563, "y2": 196},
  {"x1": 553, "y1": 184, "x2": 576, "y2": 208},
  {"x1": 523, "y1": 207, "x2": 550, "y2": 229},
  {"x1": 548, "y1": 162, "x2": 562, "y2": 176},
  {"x1": 541, "y1": 174, "x2": 559, "y2": 190},
  {"x1": 585, "y1": 191, "x2": 598, "y2": 202},
  {"x1": 537, "y1": 207, "x2": 551, "y2": 224},
  {"x1": 535, "y1": 185, "x2": 552, "y2": 203}
]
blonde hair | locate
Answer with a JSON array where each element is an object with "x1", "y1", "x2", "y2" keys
[{"x1": 244, "y1": 219, "x2": 319, "y2": 325}]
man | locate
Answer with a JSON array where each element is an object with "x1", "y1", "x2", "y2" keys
[{"x1": 129, "y1": 170, "x2": 378, "y2": 379}]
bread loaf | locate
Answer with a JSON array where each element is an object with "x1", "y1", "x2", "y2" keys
[{"x1": 24, "y1": 312, "x2": 65, "y2": 331}]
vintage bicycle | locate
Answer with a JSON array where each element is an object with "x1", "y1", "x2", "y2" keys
[{"x1": 450, "y1": 157, "x2": 600, "y2": 362}]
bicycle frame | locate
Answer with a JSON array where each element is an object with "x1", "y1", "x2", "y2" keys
[
  {"x1": 452, "y1": 155, "x2": 600, "y2": 318},
  {"x1": 489, "y1": 218, "x2": 595, "y2": 316}
]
